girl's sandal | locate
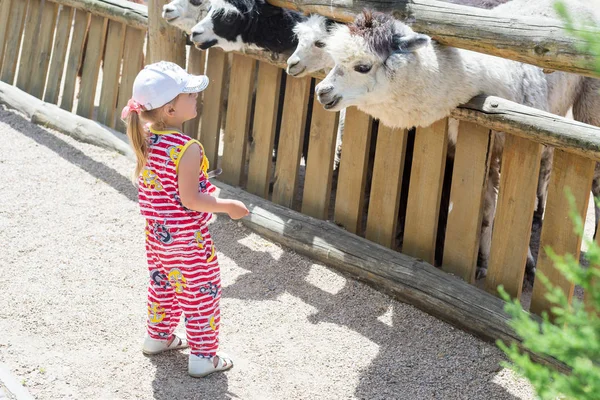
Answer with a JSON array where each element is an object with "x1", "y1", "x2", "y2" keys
[
  {"x1": 189, "y1": 354, "x2": 234, "y2": 378},
  {"x1": 142, "y1": 334, "x2": 189, "y2": 355}
]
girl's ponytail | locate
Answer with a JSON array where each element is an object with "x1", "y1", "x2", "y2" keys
[{"x1": 126, "y1": 111, "x2": 148, "y2": 182}]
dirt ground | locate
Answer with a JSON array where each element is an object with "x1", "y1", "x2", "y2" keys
[{"x1": 0, "y1": 104, "x2": 542, "y2": 399}]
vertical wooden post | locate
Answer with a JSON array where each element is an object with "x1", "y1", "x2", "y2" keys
[
  {"x1": 221, "y1": 55, "x2": 256, "y2": 186},
  {"x1": 0, "y1": 0, "x2": 12, "y2": 73},
  {"x1": 365, "y1": 125, "x2": 408, "y2": 248},
  {"x1": 247, "y1": 62, "x2": 282, "y2": 198},
  {"x1": 530, "y1": 151, "x2": 595, "y2": 316},
  {"x1": 115, "y1": 27, "x2": 146, "y2": 133},
  {"x1": 443, "y1": 122, "x2": 493, "y2": 283},
  {"x1": 199, "y1": 48, "x2": 228, "y2": 168},
  {"x1": 60, "y1": 9, "x2": 89, "y2": 112},
  {"x1": 183, "y1": 46, "x2": 206, "y2": 139},
  {"x1": 29, "y1": 1, "x2": 59, "y2": 99},
  {"x1": 0, "y1": 0, "x2": 28, "y2": 85},
  {"x1": 98, "y1": 20, "x2": 126, "y2": 128},
  {"x1": 16, "y1": 0, "x2": 42, "y2": 93},
  {"x1": 333, "y1": 108, "x2": 373, "y2": 234},
  {"x1": 403, "y1": 118, "x2": 449, "y2": 265},
  {"x1": 301, "y1": 83, "x2": 339, "y2": 220},
  {"x1": 45, "y1": 6, "x2": 75, "y2": 105},
  {"x1": 272, "y1": 75, "x2": 312, "y2": 209},
  {"x1": 485, "y1": 134, "x2": 542, "y2": 299},
  {"x1": 147, "y1": 0, "x2": 185, "y2": 67}
]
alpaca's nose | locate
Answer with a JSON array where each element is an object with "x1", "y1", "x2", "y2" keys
[
  {"x1": 287, "y1": 56, "x2": 299, "y2": 69},
  {"x1": 192, "y1": 29, "x2": 205, "y2": 40},
  {"x1": 316, "y1": 84, "x2": 333, "y2": 96}
]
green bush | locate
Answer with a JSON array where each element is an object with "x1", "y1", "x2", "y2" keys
[{"x1": 496, "y1": 190, "x2": 600, "y2": 399}]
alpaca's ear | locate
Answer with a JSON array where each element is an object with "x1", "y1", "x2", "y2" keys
[{"x1": 392, "y1": 33, "x2": 430, "y2": 53}]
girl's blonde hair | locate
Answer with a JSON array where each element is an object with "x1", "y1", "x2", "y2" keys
[{"x1": 124, "y1": 96, "x2": 180, "y2": 181}]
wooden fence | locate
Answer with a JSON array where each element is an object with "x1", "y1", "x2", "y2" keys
[{"x1": 1, "y1": 0, "x2": 599, "y2": 320}]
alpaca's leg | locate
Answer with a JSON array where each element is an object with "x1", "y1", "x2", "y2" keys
[
  {"x1": 476, "y1": 142, "x2": 501, "y2": 279},
  {"x1": 534, "y1": 147, "x2": 554, "y2": 223}
]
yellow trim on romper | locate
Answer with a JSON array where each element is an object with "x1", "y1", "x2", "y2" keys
[
  {"x1": 175, "y1": 139, "x2": 210, "y2": 176},
  {"x1": 146, "y1": 127, "x2": 210, "y2": 175}
]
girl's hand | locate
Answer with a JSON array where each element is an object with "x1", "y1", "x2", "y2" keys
[{"x1": 227, "y1": 200, "x2": 249, "y2": 220}]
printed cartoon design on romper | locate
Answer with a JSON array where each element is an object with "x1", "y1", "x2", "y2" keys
[
  {"x1": 141, "y1": 168, "x2": 163, "y2": 191},
  {"x1": 199, "y1": 180, "x2": 207, "y2": 191},
  {"x1": 145, "y1": 220, "x2": 151, "y2": 242},
  {"x1": 199, "y1": 282, "x2": 219, "y2": 299},
  {"x1": 157, "y1": 332, "x2": 170, "y2": 339},
  {"x1": 207, "y1": 246, "x2": 216, "y2": 262},
  {"x1": 165, "y1": 145, "x2": 184, "y2": 166},
  {"x1": 185, "y1": 316, "x2": 217, "y2": 332},
  {"x1": 168, "y1": 269, "x2": 187, "y2": 293},
  {"x1": 209, "y1": 315, "x2": 217, "y2": 331},
  {"x1": 149, "y1": 134, "x2": 162, "y2": 145},
  {"x1": 150, "y1": 269, "x2": 170, "y2": 289},
  {"x1": 190, "y1": 230, "x2": 206, "y2": 249},
  {"x1": 151, "y1": 220, "x2": 174, "y2": 244},
  {"x1": 148, "y1": 302, "x2": 166, "y2": 324}
]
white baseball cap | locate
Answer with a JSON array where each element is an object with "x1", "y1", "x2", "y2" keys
[{"x1": 132, "y1": 61, "x2": 209, "y2": 111}]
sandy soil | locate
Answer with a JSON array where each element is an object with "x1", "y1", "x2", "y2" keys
[{"x1": 0, "y1": 105, "x2": 541, "y2": 399}]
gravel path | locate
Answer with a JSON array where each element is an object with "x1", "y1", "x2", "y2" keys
[{"x1": 0, "y1": 106, "x2": 536, "y2": 399}]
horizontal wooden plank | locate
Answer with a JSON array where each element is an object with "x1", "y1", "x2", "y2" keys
[
  {"x1": 267, "y1": 0, "x2": 600, "y2": 78},
  {"x1": 453, "y1": 95, "x2": 600, "y2": 163}
]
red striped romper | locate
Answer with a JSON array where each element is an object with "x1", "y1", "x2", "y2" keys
[{"x1": 139, "y1": 126, "x2": 220, "y2": 357}]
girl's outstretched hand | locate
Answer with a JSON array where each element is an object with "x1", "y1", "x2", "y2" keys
[{"x1": 227, "y1": 200, "x2": 249, "y2": 220}]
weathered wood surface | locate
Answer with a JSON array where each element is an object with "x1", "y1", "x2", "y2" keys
[
  {"x1": 76, "y1": 15, "x2": 108, "y2": 119},
  {"x1": 403, "y1": 118, "x2": 448, "y2": 265},
  {"x1": 272, "y1": 76, "x2": 312, "y2": 208},
  {"x1": 30, "y1": 1, "x2": 59, "y2": 99},
  {"x1": 45, "y1": 6, "x2": 75, "y2": 104},
  {"x1": 453, "y1": 96, "x2": 600, "y2": 163},
  {"x1": 267, "y1": 0, "x2": 600, "y2": 78},
  {"x1": 442, "y1": 122, "x2": 493, "y2": 283},
  {"x1": 47, "y1": 0, "x2": 147, "y2": 30},
  {"x1": 0, "y1": 0, "x2": 12, "y2": 73},
  {"x1": 199, "y1": 48, "x2": 228, "y2": 168},
  {"x1": 148, "y1": 0, "x2": 186, "y2": 66},
  {"x1": 365, "y1": 125, "x2": 407, "y2": 248},
  {"x1": 115, "y1": 26, "x2": 145, "y2": 133},
  {"x1": 60, "y1": 9, "x2": 89, "y2": 112},
  {"x1": 333, "y1": 108, "x2": 372, "y2": 234},
  {"x1": 485, "y1": 134, "x2": 542, "y2": 299},
  {"x1": 98, "y1": 20, "x2": 126, "y2": 128},
  {"x1": 183, "y1": 46, "x2": 206, "y2": 139},
  {"x1": 17, "y1": 0, "x2": 43, "y2": 93},
  {"x1": 301, "y1": 85, "x2": 339, "y2": 220},
  {"x1": 530, "y1": 151, "x2": 594, "y2": 316},
  {"x1": 221, "y1": 55, "x2": 256, "y2": 186},
  {"x1": 247, "y1": 62, "x2": 282, "y2": 199},
  {"x1": 210, "y1": 179, "x2": 569, "y2": 373},
  {"x1": 0, "y1": 81, "x2": 134, "y2": 158}
]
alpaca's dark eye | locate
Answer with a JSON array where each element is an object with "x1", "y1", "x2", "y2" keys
[
  {"x1": 354, "y1": 64, "x2": 372, "y2": 73},
  {"x1": 314, "y1": 40, "x2": 325, "y2": 48},
  {"x1": 190, "y1": 0, "x2": 202, "y2": 6}
]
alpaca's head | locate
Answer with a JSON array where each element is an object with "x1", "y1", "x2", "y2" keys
[
  {"x1": 191, "y1": 0, "x2": 256, "y2": 51},
  {"x1": 162, "y1": 0, "x2": 209, "y2": 33},
  {"x1": 315, "y1": 11, "x2": 430, "y2": 113},
  {"x1": 286, "y1": 15, "x2": 336, "y2": 77}
]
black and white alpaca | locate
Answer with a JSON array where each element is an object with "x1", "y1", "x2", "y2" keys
[{"x1": 190, "y1": 0, "x2": 306, "y2": 53}]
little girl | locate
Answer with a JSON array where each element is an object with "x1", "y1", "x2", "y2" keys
[{"x1": 122, "y1": 61, "x2": 249, "y2": 378}]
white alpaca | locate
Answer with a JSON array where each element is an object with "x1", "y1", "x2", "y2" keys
[
  {"x1": 162, "y1": 0, "x2": 209, "y2": 33},
  {"x1": 315, "y1": 1, "x2": 600, "y2": 279}
]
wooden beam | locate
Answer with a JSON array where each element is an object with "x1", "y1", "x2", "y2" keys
[
  {"x1": 267, "y1": 0, "x2": 600, "y2": 78},
  {"x1": 453, "y1": 96, "x2": 600, "y2": 163},
  {"x1": 47, "y1": 0, "x2": 147, "y2": 30}
]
